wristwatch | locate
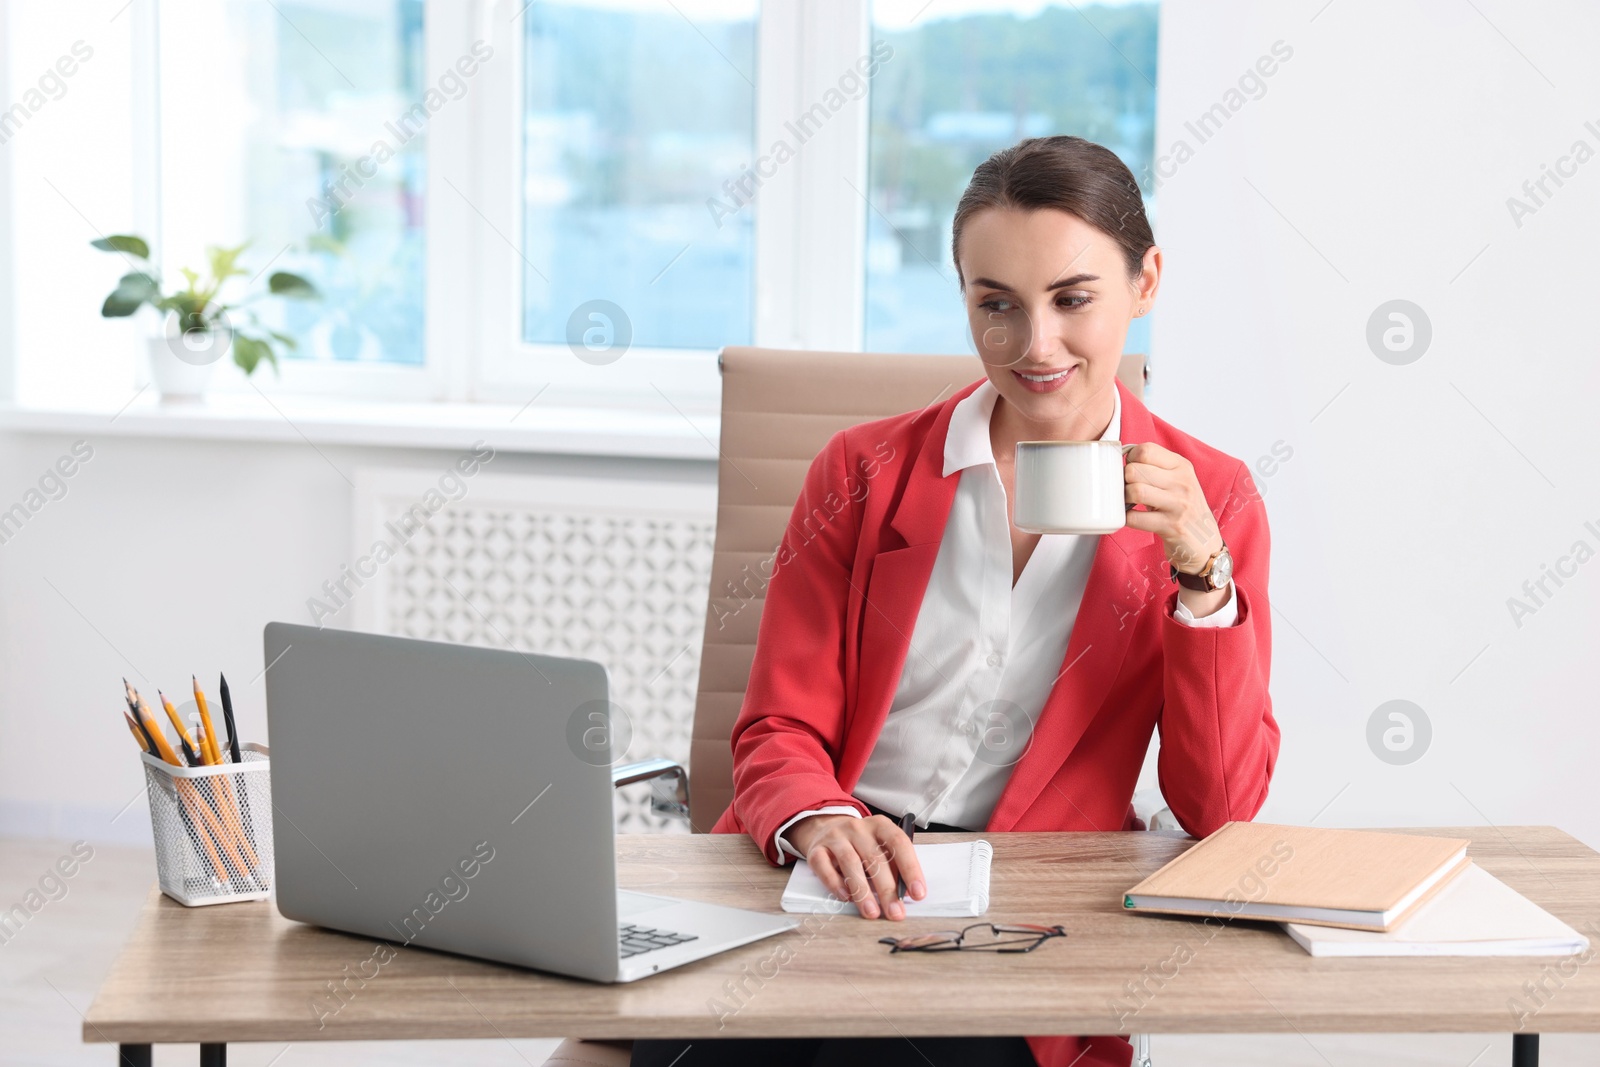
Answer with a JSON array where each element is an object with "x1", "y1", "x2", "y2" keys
[{"x1": 1170, "y1": 541, "x2": 1233, "y2": 592}]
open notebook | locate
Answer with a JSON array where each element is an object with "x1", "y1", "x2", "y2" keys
[
  {"x1": 1285, "y1": 863, "x2": 1591, "y2": 957},
  {"x1": 781, "y1": 840, "x2": 993, "y2": 917}
]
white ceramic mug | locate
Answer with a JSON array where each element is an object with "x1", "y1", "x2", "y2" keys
[{"x1": 1013, "y1": 440, "x2": 1135, "y2": 534}]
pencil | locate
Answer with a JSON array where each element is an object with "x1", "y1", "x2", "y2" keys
[
  {"x1": 126, "y1": 679, "x2": 181, "y2": 766},
  {"x1": 158, "y1": 690, "x2": 202, "y2": 767},
  {"x1": 124, "y1": 711, "x2": 149, "y2": 752},
  {"x1": 177, "y1": 705, "x2": 259, "y2": 873},
  {"x1": 193, "y1": 675, "x2": 223, "y2": 765},
  {"x1": 195, "y1": 717, "x2": 261, "y2": 875},
  {"x1": 123, "y1": 686, "x2": 230, "y2": 886}
]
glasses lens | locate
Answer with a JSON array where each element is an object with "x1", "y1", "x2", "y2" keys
[
  {"x1": 960, "y1": 926, "x2": 1040, "y2": 949},
  {"x1": 880, "y1": 924, "x2": 1066, "y2": 953},
  {"x1": 883, "y1": 930, "x2": 962, "y2": 951}
]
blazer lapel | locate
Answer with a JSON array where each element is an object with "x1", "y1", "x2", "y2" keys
[
  {"x1": 987, "y1": 380, "x2": 1163, "y2": 829},
  {"x1": 838, "y1": 378, "x2": 983, "y2": 787}
]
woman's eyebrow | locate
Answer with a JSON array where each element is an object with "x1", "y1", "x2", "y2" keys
[{"x1": 969, "y1": 273, "x2": 1100, "y2": 292}]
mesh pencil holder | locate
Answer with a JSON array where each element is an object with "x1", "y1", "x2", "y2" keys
[{"x1": 141, "y1": 742, "x2": 274, "y2": 906}]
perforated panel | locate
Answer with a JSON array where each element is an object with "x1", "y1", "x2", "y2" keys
[{"x1": 351, "y1": 470, "x2": 715, "y2": 833}]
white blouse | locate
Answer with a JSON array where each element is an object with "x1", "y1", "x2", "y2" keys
[{"x1": 774, "y1": 380, "x2": 1236, "y2": 860}]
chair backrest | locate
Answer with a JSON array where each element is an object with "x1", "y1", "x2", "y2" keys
[{"x1": 688, "y1": 348, "x2": 1147, "y2": 830}]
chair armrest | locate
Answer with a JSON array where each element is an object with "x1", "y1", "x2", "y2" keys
[{"x1": 611, "y1": 758, "x2": 690, "y2": 819}]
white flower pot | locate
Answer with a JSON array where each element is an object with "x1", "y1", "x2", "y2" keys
[{"x1": 147, "y1": 327, "x2": 230, "y2": 403}]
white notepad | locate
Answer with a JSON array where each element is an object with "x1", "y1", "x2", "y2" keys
[
  {"x1": 781, "y1": 840, "x2": 993, "y2": 917},
  {"x1": 1284, "y1": 863, "x2": 1590, "y2": 957}
]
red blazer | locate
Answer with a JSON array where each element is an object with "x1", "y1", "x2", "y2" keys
[{"x1": 710, "y1": 376, "x2": 1279, "y2": 1067}]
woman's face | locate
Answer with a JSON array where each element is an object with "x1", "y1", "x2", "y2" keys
[{"x1": 957, "y1": 206, "x2": 1158, "y2": 432}]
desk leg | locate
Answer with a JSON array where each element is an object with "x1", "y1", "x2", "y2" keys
[
  {"x1": 117, "y1": 1046, "x2": 150, "y2": 1067},
  {"x1": 199, "y1": 1043, "x2": 227, "y2": 1066},
  {"x1": 1512, "y1": 1033, "x2": 1538, "y2": 1067}
]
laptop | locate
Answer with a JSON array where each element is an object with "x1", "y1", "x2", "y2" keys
[{"x1": 262, "y1": 622, "x2": 796, "y2": 982}]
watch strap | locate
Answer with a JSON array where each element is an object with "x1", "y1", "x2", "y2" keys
[{"x1": 1170, "y1": 543, "x2": 1228, "y2": 591}]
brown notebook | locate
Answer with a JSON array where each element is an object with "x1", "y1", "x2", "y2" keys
[{"x1": 1123, "y1": 822, "x2": 1471, "y2": 932}]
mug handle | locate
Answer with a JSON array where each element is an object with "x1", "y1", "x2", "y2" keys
[{"x1": 1119, "y1": 443, "x2": 1138, "y2": 510}]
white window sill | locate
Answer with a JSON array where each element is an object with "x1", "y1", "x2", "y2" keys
[{"x1": 0, "y1": 391, "x2": 720, "y2": 460}]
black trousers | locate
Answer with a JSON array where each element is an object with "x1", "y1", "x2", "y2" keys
[{"x1": 633, "y1": 804, "x2": 1040, "y2": 1067}]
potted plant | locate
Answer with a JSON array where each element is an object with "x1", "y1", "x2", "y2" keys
[{"x1": 93, "y1": 234, "x2": 319, "y2": 402}]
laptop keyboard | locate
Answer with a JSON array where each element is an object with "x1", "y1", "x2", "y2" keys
[{"x1": 619, "y1": 922, "x2": 699, "y2": 959}]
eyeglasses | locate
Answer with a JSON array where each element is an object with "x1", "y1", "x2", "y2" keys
[{"x1": 878, "y1": 922, "x2": 1068, "y2": 954}]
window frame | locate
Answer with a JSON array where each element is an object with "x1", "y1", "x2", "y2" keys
[
  {"x1": 130, "y1": 0, "x2": 904, "y2": 412},
  {"x1": 139, "y1": 0, "x2": 455, "y2": 405},
  {"x1": 467, "y1": 0, "x2": 871, "y2": 414}
]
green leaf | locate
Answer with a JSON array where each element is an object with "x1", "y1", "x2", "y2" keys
[
  {"x1": 207, "y1": 241, "x2": 250, "y2": 284},
  {"x1": 100, "y1": 272, "x2": 160, "y2": 317},
  {"x1": 268, "y1": 271, "x2": 319, "y2": 299},
  {"x1": 232, "y1": 334, "x2": 270, "y2": 377},
  {"x1": 101, "y1": 291, "x2": 144, "y2": 317},
  {"x1": 266, "y1": 329, "x2": 299, "y2": 350},
  {"x1": 157, "y1": 293, "x2": 209, "y2": 328},
  {"x1": 90, "y1": 234, "x2": 150, "y2": 259},
  {"x1": 120, "y1": 271, "x2": 160, "y2": 299},
  {"x1": 179, "y1": 266, "x2": 200, "y2": 292}
]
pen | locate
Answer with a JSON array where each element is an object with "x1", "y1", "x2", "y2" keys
[
  {"x1": 218, "y1": 673, "x2": 241, "y2": 764},
  {"x1": 896, "y1": 811, "x2": 916, "y2": 902},
  {"x1": 217, "y1": 671, "x2": 259, "y2": 882}
]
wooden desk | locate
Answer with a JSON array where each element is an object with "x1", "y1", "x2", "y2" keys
[{"x1": 84, "y1": 829, "x2": 1600, "y2": 1066}]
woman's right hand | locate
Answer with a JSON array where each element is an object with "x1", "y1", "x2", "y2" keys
[{"x1": 786, "y1": 813, "x2": 927, "y2": 920}]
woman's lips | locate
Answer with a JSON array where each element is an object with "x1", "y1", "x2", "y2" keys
[{"x1": 1011, "y1": 364, "x2": 1076, "y2": 394}]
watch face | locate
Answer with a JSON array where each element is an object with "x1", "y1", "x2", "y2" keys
[{"x1": 1212, "y1": 547, "x2": 1233, "y2": 586}]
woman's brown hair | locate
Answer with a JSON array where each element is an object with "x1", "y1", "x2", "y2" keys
[{"x1": 950, "y1": 135, "x2": 1154, "y2": 286}]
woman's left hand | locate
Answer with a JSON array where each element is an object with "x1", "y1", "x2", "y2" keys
[{"x1": 1122, "y1": 442, "x2": 1223, "y2": 576}]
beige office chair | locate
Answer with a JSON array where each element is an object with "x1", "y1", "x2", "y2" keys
[{"x1": 544, "y1": 348, "x2": 1163, "y2": 1067}]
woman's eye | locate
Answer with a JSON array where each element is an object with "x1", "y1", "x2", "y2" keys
[
  {"x1": 977, "y1": 299, "x2": 1013, "y2": 312},
  {"x1": 1059, "y1": 294, "x2": 1091, "y2": 309}
]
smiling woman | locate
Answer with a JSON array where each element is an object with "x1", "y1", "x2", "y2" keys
[{"x1": 635, "y1": 135, "x2": 1281, "y2": 1067}]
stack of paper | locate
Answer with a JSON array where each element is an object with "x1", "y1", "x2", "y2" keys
[{"x1": 1284, "y1": 863, "x2": 1590, "y2": 957}]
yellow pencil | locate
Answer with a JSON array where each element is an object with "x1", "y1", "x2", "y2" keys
[
  {"x1": 123, "y1": 688, "x2": 231, "y2": 884},
  {"x1": 124, "y1": 712, "x2": 148, "y2": 752},
  {"x1": 192, "y1": 675, "x2": 223, "y2": 765},
  {"x1": 187, "y1": 692, "x2": 260, "y2": 874},
  {"x1": 126, "y1": 680, "x2": 181, "y2": 766},
  {"x1": 158, "y1": 689, "x2": 201, "y2": 765}
]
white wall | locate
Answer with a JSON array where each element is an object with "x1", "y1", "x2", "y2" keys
[
  {"x1": 0, "y1": 432, "x2": 713, "y2": 844},
  {"x1": 1148, "y1": 0, "x2": 1600, "y2": 846}
]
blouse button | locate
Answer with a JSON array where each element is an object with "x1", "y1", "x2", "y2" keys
[{"x1": 986, "y1": 652, "x2": 1003, "y2": 668}]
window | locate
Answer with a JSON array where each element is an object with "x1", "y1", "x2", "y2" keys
[
  {"x1": 58, "y1": 0, "x2": 1159, "y2": 412},
  {"x1": 865, "y1": 0, "x2": 1159, "y2": 356},
  {"x1": 160, "y1": 0, "x2": 428, "y2": 368},
  {"x1": 518, "y1": 2, "x2": 758, "y2": 352}
]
